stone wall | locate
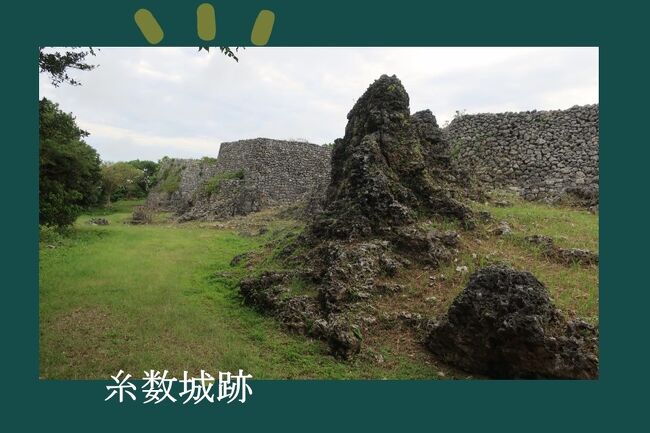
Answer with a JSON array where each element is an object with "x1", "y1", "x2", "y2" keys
[
  {"x1": 215, "y1": 138, "x2": 331, "y2": 204},
  {"x1": 146, "y1": 158, "x2": 220, "y2": 213},
  {"x1": 445, "y1": 104, "x2": 599, "y2": 202},
  {"x1": 148, "y1": 105, "x2": 599, "y2": 219},
  {"x1": 148, "y1": 138, "x2": 331, "y2": 219}
]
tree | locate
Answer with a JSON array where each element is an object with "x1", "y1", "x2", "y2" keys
[
  {"x1": 198, "y1": 46, "x2": 242, "y2": 62},
  {"x1": 39, "y1": 98, "x2": 103, "y2": 227},
  {"x1": 127, "y1": 159, "x2": 160, "y2": 194},
  {"x1": 39, "y1": 47, "x2": 97, "y2": 87},
  {"x1": 101, "y1": 162, "x2": 145, "y2": 205},
  {"x1": 40, "y1": 47, "x2": 241, "y2": 87}
]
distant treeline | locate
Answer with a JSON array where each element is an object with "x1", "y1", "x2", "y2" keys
[{"x1": 39, "y1": 97, "x2": 171, "y2": 228}]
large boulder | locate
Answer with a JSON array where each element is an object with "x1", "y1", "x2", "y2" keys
[{"x1": 426, "y1": 265, "x2": 599, "y2": 379}]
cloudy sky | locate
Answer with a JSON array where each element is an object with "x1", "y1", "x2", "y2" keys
[{"x1": 39, "y1": 47, "x2": 598, "y2": 162}]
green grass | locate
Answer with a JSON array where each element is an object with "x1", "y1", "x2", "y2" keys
[
  {"x1": 39, "y1": 201, "x2": 440, "y2": 379},
  {"x1": 40, "y1": 197, "x2": 599, "y2": 379},
  {"x1": 384, "y1": 196, "x2": 599, "y2": 338},
  {"x1": 476, "y1": 195, "x2": 598, "y2": 251},
  {"x1": 470, "y1": 195, "x2": 599, "y2": 320}
]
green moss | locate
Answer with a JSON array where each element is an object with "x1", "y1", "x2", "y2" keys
[
  {"x1": 450, "y1": 143, "x2": 462, "y2": 159},
  {"x1": 156, "y1": 165, "x2": 182, "y2": 194},
  {"x1": 200, "y1": 156, "x2": 218, "y2": 164},
  {"x1": 201, "y1": 170, "x2": 245, "y2": 195}
]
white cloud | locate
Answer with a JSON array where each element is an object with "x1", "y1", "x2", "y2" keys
[
  {"x1": 132, "y1": 60, "x2": 184, "y2": 83},
  {"x1": 78, "y1": 121, "x2": 221, "y2": 154},
  {"x1": 39, "y1": 47, "x2": 598, "y2": 161}
]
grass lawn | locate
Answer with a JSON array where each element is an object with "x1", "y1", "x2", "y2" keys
[
  {"x1": 40, "y1": 197, "x2": 598, "y2": 379},
  {"x1": 39, "y1": 200, "x2": 440, "y2": 379},
  {"x1": 374, "y1": 195, "x2": 599, "y2": 330},
  {"x1": 474, "y1": 196, "x2": 599, "y2": 321}
]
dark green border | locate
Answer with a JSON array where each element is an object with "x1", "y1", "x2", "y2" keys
[{"x1": 3, "y1": 0, "x2": 646, "y2": 430}]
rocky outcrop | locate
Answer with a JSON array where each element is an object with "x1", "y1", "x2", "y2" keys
[
  {"x1": 312, "y1": 75, "x2": 475, "y2": 240},
  {"x1": 445, "y1": 105, "x2": 599, "y2": 204},
  {"x1": 426, "y1": 266, "x2": 599, "y2": 379},
  {"x1": 239, "y1": 75, "x2": 478, "y2": 359}
]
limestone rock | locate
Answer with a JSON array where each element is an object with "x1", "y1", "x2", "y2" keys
[
  {"x1": 426, "y1": 265, "x2": 599, "y2": 379},
  {"x1": 238, "y1": 75, "x2": 480, "y2": 359},
  {"x1": 312, "y1": 75, "x2": 474, "y2": 241},
  {"x1": 492, "y1": 220, "x2": 512, "y2": 236}
]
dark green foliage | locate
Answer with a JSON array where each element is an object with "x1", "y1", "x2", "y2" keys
[
  {"x1": 39, "y1": 47, "x2": 97, "y2": 87},
  {"x1": 39, "y1": 98, "x2": 102, "y2": 228},
  {"x1": 198, "y1": 46, "x2": 243, "y2": 62},
  {"x1": 202, "y1": 170, "x2": 245, "y2": 195}
]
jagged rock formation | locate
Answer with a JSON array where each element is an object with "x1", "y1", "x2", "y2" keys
[
  {"x1": 426, "y1": 265, "x2": 599, "y2": 379},
  {"x1": 312, "y1": 76, "x2": 475, "y2": 240},
  {"x1": 239, "y1": 75, "x2": 477, "y2": 359}
]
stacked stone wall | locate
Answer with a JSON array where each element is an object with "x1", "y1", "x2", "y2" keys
[{"x1": 445, "y1": 104, "x2": 599, "y2": 201}]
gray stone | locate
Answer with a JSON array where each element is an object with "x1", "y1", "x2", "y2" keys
[
  {"x1": 148, "y1": 139, "x2": 331, "y2": 220},
  {"x1": 445, "y1": 105, "x2": 599, "y2": 206},
  {"x1": 426, "y1": 265, "x2": 599, "y2": 379}
]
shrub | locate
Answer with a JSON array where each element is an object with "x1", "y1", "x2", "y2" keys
[{"x1": 202, "y1": 170, "x2": 245, "y2": 195}]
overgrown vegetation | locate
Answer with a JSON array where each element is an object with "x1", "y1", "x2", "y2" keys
[
  {"x1": 202, "y1": 170, "x2": 245, "y2": 195},
  {"x1": 39, "y1": 98, "x2": 102, "y2": 228},
  {"x1": 200, "y1": 156, "x2": 218, "y2": 164},
  {"x1": 157, "y1": 165, "x2": 183, "y2": 194},
  {"x1": 406, "y1": 194, "x2": 598, "y2": 321}
]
